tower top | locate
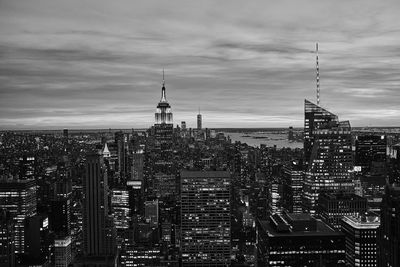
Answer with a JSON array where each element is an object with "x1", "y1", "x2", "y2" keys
[{"x1": 161, "y1": 69, "x2": 166, "y2": 102}]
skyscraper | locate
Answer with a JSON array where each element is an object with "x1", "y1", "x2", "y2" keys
[
  {"x1": 282, "y1": 161, "x2": 303, "y2": 214},
  {"x1": 0, "y1": 209, "x2": 15, "y2": 267},
  {"x1": 197, "y1": 109, "x2": 202, "y2": 130},
  {"x1": 355, "y1": 134, "x2": 387, "y2": 175},
  {"x1": 378, "y1": 184, "x2": 400, "y2": 267},
  {"x1": 154, "y1": 72, "x2": 173, "y2": 147},
  {"x1": 181, "y1": 170, "x2": 231, "y2": 266},
  {"x1": 341, "y1": 214, "x2": 380, "y2": 267},
  {"x1": 83, "y1": 153, "x2": 115, "y2": 257},
  {"x1": 303, "y1": 101, "x2": 354, "y2": 214},
  {"x1": 257, "y1": 213, "x2": 345, "y2": 266},
  {"x1": 54, "y1": 236, "x2": 72, "y2": 267},
  {"x1": 0, "y1": 178, "x2": 37, "y2": 254},
  {"x1": 304, "y1": 99, "x2": 338, "y2": 164}
]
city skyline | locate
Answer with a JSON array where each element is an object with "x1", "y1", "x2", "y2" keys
[{"x1": 1, "y1": 0, "x2": 400, "y2": 130}]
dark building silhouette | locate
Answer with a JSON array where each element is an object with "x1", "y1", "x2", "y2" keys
[
  {"x1": 0, "y1": 209, "x2": 15, "y2": 267},
  {"x1": 63, "y1": 128, "x2": 68, "y2": 139},
  {"x1": 257, "y1": 213, "x2": 345, "y2": 266},
  {"x1": 288, "y1": 126, "x2": 294, "y2": 141},
  {"x1": 355, "y1": 134, "x2": 387, "y2": 175},
  {"x1": 197, "y1": 111, "x2": 202, "y2": 130},
  {"x1": 341, "y1": 214, "x2": 380, "y2": 267},
  {"x1": 378, "y1": 184, "x2": 400, "y2": 267},
  {"x1": 115, "y1": 131, "x2": 128, "y2": 183},
  {"x1": 83, "y1": 153, "x2": 116, "y2": 257},
  {"x1": 181, "y1": 171, "x2": 231, "y2": 266},
  {"x1": 49, "y1": 197, "x2": 71, "y2": 237},
  {"x1": 24, "y1": 214, "x2": 51, "y2": 264}
]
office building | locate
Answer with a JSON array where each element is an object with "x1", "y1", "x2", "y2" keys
[
  {"x1": 111, "y1": 188, "x2": 130, "y2": 230},
  {"x1": 115, "y1": 131, "x2": 128, "y2": 182},
  {"x1": 83, "y1": 153, "x2": 115, "y2": 257},
  {"x1": 0, "y1": 209, "x2": 15, "y2": 267},
  {"x1": 378, "y1": 184, "x2": 400, "y2": 267},
  {"x1": 24, "y1": 215, "x2": 51, "y2": 264},
  {"x1": 282, "y1": 161, "x2": 303, "y2": 213},
  {"x1": 303, "y1": 114, "x2": 354, "y2": 214},
  {"x1": 153, "y1": 173, "x2": 176, "y2": 198},
  {"x1": 355, "y1": 134, "x2": 387, "y2": 174},
  {"x1": 49, "y1": 197, "x2": 71, "y2": 237},
  {"x1": 154, "y1": 73, "x2": 173, "y2": 153},
  {"x1": 181, "y1": 171, "x2": 231, "y2": 267},
  {"x1": 0, "y1": 178, "x2": 37, "y2": 254},
  {"x1": 304, "y1": 99, "x2": 338, "y2": 164},
  {"x1": 144, "y1": 199, "x2": 159, "y2": 228},
  {"x1": 318, "y1": 193, "x2": 367, "y2": 229},
  {"x1": 341, "y1": 214, "x2": 380, "y2": 267},
  {"x1": 257, "y1": 213, "x2": 345, "y2": 266},
  {"x1": 197, "y1": 111, "x2": 202, "y2": 130},
  {"x1": 54, "y1": 236, "x2": 72, "y2": 267}
]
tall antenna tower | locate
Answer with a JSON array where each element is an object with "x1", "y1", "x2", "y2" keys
[{"x1": 316, "y1": 43, "x2": 320, "y2": 105}]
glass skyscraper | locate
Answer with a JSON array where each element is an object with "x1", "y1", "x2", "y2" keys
[
  {"x1": 304, "y1": 99, "x2": 338, "y2": 164},
  {"x1": 303, "y1": 100, "x2": 354, "y2": 214}
]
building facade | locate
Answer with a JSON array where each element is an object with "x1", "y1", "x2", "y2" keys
[
  {"x1": 0, "y1": 178, "x2": 37, "y2": 254},
  {"x1": 341, "y1": 214, "x2": 380, "y2": 267},
  {"x1": 181, "y1": 171, "x2": 231, "y2": 266}
]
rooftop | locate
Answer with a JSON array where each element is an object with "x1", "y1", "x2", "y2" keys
[{"x1": 181, "y1": 170, "x2": 230, "y2": 178}]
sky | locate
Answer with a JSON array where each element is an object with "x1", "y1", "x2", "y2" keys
[{"x1": 0, "y1": 0, "x2": 399, "y2": 129}]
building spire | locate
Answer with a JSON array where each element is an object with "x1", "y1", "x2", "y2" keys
[
  {"x1": 316, "y1": 43, "x2": 320, "y2": 106},
  {"x1": 161, "y1": 69, "x2": 166, "y2": 102}
]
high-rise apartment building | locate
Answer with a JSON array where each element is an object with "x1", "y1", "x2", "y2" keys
[
  {"x1": 0, "y1": 178, "x2": 36, "y2": 254},
  {"x1": 181, "y1": 171, "x2": 231, "y2": 266}
]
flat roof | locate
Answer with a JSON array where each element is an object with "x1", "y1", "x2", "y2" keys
[
  {"x1": 259, "y1": 219, "x2": 342, "y2": 238},
  {"x1": 181, "y1": 170, "x2": 230, "y2": 178}
]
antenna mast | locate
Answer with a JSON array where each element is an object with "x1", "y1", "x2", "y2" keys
[{"x1": 316, "y1": 43, "x2": 320, "y2": 105}]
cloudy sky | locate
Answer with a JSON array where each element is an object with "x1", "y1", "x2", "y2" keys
[{"x1": 1, "y1": 0, "x2": 399, "y2": 129}]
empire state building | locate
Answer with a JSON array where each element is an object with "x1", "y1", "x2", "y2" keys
[
  {"x1": 155, "y1": 74, "x2": 173, "y2": 125},
  {"x1": 154, "y1": 72, "x2": 173, "y2": 158}
]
